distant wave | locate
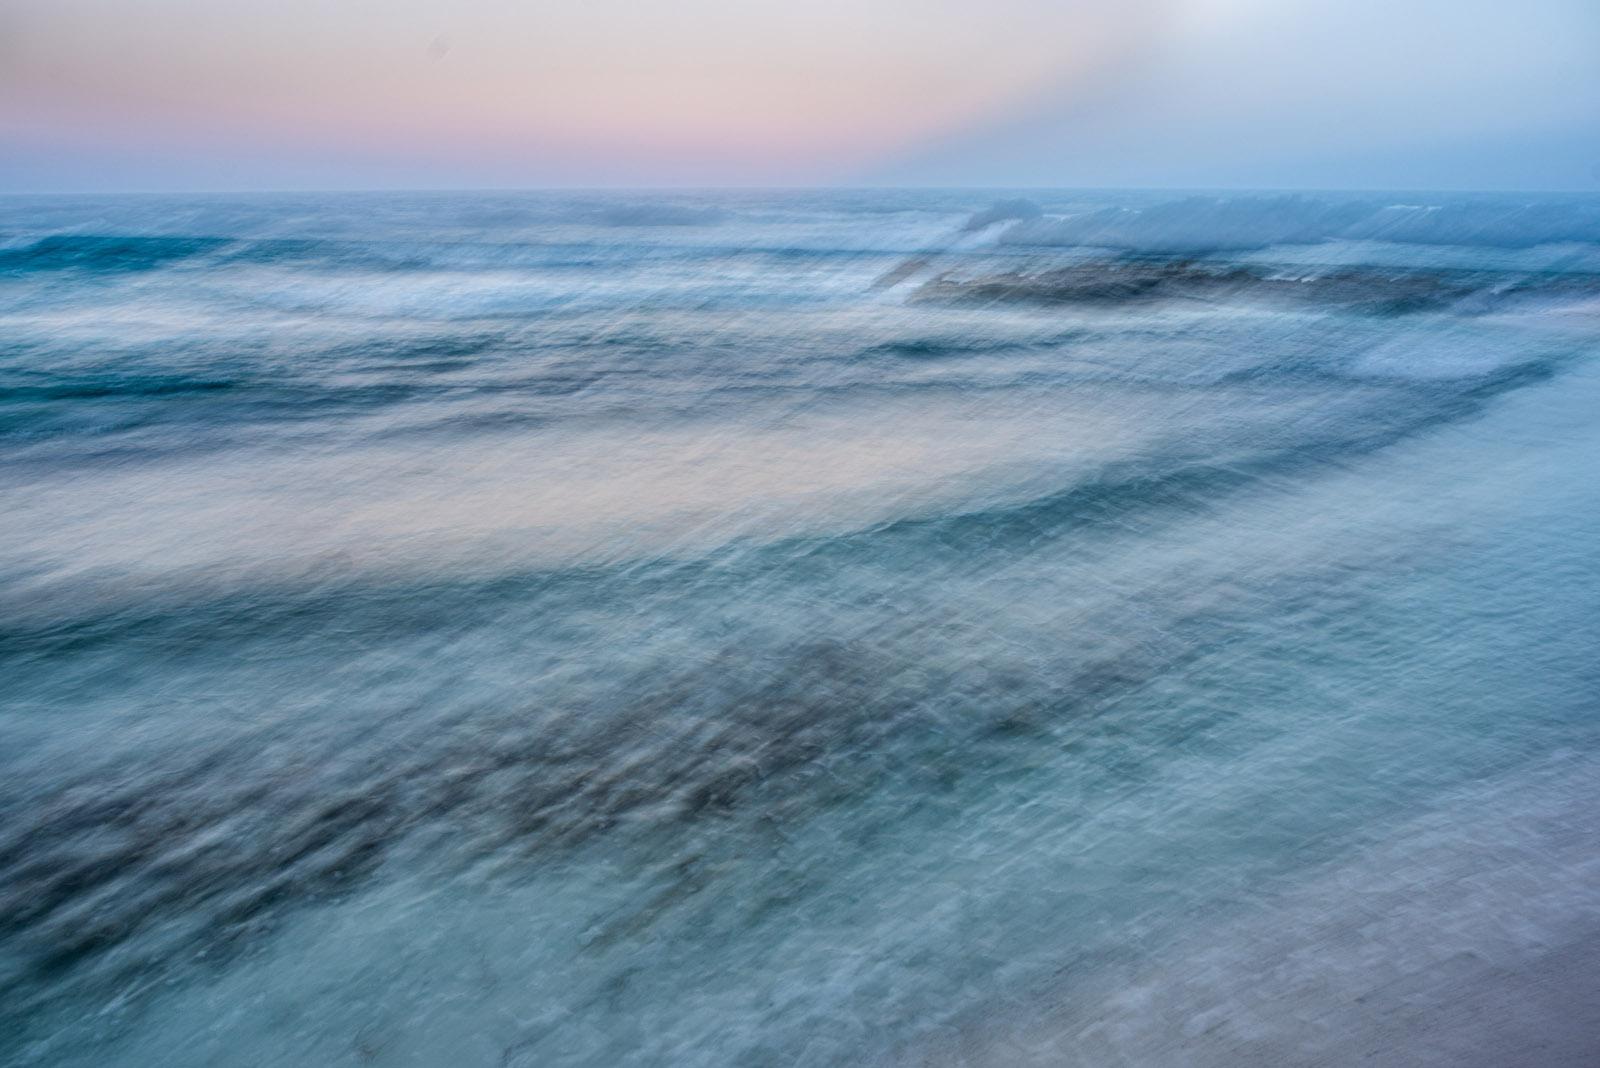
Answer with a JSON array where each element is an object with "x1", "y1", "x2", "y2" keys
[
  {"x1": 856, "y1": 335, "x2": 1070, "y2": 360},
  {"x1": 591, "y1": 203, "x2": 730, "y2": 227},
  {"x1": 913, "y1": 258, "x2": 1600, "y2": 313},
  {"x1": 0, "y1": 232, "x2": 860, "y2": 288},
  {"x1": 0, "y1": 234, "x2": 232, "y2": 274},
  {"x1": 998, "y1": 195, "x2": 1600, "y2": 252},
  {"x1": 961, "y1": 198, "x2": 1044, "y2": 233},
  {"x1": 0, "y1": 375, "x2": 240, "y2": 402}
]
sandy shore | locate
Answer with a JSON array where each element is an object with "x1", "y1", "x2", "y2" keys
[{"x1": 899, "y1": 753, "x2": 1600, "y2": 1067}]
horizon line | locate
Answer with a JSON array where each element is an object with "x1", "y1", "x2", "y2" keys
[{"x1": 4, "y1": 182, "x2": 1599, "y2": 198}]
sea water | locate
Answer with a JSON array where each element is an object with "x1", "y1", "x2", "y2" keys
[{"x1": 2, "y1": 190, "x2": 1598, "y2": 1065}]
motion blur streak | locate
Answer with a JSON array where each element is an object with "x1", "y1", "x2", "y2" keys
[{"x1": 2, "y1": 189, "x2": 1599, "y2": 1065}]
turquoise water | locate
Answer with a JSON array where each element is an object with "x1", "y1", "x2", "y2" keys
[{"x1": 2, "y1": 190, "x2": 1598, "y2": 1065}]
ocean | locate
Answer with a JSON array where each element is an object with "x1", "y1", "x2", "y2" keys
[{"x1": 2, "y1": 189, "x2": 1599, "y2": 1065}]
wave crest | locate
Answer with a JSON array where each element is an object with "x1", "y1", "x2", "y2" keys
[{"x1": 999, "y1": 195, "x2": 1600, "y2": 252}]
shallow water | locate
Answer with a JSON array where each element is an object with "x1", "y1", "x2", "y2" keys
[{"x1": 2, "y1": 190, "x2": 1598, "y2": 1065}]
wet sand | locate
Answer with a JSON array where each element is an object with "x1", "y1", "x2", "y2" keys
[{"x1": 905, "y1": 754, "x2": 1600, "y2": 1067}]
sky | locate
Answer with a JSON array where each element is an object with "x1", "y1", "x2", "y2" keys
[{"x1": 1, "y1": 0, "x2": 1597, "y2": 192}]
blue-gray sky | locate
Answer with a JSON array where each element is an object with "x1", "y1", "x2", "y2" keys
[{"x1": 2, "y1": 0, "x2": 1596, "y2": 191}]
